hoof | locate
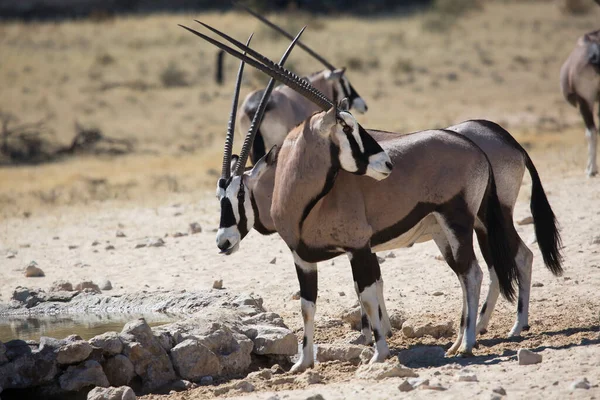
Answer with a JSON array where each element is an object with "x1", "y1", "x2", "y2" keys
[
  {"x1": 477, "y1": 328, "x2": 488, "y2": 335},
  {"x1": 456, "y1": 349, "x2": 474, "y2": 358},
  {"x1": 522, "y1": 325, "x2": 530, "y2": 332},
  {"x1": 369, "y1": 351, "x2": 389, "y2": 364},
  {"x1": 290, "y1": 361, "x2": 313, "y2": 374}
]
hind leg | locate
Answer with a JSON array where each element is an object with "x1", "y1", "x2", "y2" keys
[
  {"x1": 508, "y1": 239, "x2": 533, "y2": 337},
  {"x1": 474, "y1": 227, "x2": 500, "y2": 335},
  {"x1": 432, "y1": 213, "x2": 482, "y2": 356}
]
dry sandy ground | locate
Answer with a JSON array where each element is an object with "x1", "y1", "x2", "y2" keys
[{"x1": 1, "y1": 141, "x2": 600, "y2": 399}]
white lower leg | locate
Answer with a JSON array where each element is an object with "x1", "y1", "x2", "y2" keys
[
  {"x1": 476, "y1": 268, "x2": 500, "y2": 334},
  {"x1": 509, "y1": 245, "x2": 533, "y2": 337},
  {"x1": 586, "y1": 128, "x2": 598, "y2": 177},
  {"x1": 458, "y1": 262, "x2": 482, "y2": 355},
  {"x1": 376, "y1": 278, "x2": 392, "y2": 337},
  {"x1": 447, "y1": 281, "x2": 467, "y2": 356},
  {"x1": 291, "y1": 298, "x2": 316, "y2": 373},
  {"x1": 354, "y1": 282, "x2": 373, "y2": 345},
  {"x1": 360, "y1": 282, "x2": 389, "y2": 363}
]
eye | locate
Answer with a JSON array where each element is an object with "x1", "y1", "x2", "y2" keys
[{"x1": 343, "y1": 124, "x2": 352, "y2": 134}]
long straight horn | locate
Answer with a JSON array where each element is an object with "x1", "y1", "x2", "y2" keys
[
  {"x1": 234, "y1": 27, "x2": 305, "y2": 176},
  {"x1": 234, "y1": 2, "x2": 336, "y2": 71},
  {"x1": 193, "y1": 21, "x2": 333, "y2": 109},
  {"x1": 179, "y1": 24, "x2": 333, "y2": 110},
  {"x1": 222, "y1": 34, "x2": 253, "y2": 179}
]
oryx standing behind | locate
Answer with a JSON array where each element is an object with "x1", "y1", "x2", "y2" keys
[
  {"x1": 235, "y1": 4, "x2": 368, "y2": 164},
  {"x1": 181, "y1": 23, "x2": 522, "y2": 371},
  {"x1": 560, "y1": 28, "x2": 600, "y2": 176}
]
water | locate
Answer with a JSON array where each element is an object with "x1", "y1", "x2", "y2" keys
[{"x1": 0, "y1": 313, "x2": 175, "y2": 342}]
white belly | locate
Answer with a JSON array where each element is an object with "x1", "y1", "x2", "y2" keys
[{"x1": 371, "y1": 215, "x2": 440, "y2": 252}]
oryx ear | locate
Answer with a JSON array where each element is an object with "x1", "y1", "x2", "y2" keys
[
  {"x1": 314, "y1": 106, "x2": 337, "y2": 137},
  {"x1": 338, "y1": 98, "x2": 350, "y2": 112},
  {"x1": 324, "y1": 67, "x2": 346, "y2": 81},
  {"x1": 247, "y1": 146, "x2": 278, "y2": 181}
]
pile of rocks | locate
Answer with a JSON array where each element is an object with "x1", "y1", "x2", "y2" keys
[{"x1": 0, "y1": 292, "x2": 298, "y2": 399}]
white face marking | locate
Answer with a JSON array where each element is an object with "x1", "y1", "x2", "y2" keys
[
  {"x1": 215, "y1": 175, "x2": 255, "y2": 254},
  {"x1": 334, "y1": 112, "x2": 361, "y2": 173}
]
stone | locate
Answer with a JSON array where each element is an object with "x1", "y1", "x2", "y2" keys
[
  {"x1": 248, "y1": 325, "x2": 297, "y2": 355},
  {"x1": 50, "y1": 280, "x2": 73, "y2": 292},
  {"x1": 270, "y1": 257, "x2": 277, "y2": 264},
  {"x1": 0, "y1": 343, "x2": 58, "y2": 389},
  {"x1": 270, "y1": 364, "x2": 285, "y2": 375},
  {"x1": 247, "y1": 369, "x2": 272, "y2": 380},
  {"x1": 292, "y1": 291, "x2": 301, "y2": 300},
  {"x1": 386, "y1": 252, "x2": 396, "y2": 258},
  {"x1": 532, "y1": 282, "x2": 544, "y2": 287},
  {"x1": 24, "y1": 261, "x2": 44, "y2": 277},
  {"x1": 106, "y1": 245, "x2": 116, "y2": 251},
  {"x1": 169, "y1": 379, "x2": 196, "y2": 391},
  {"x1": 169, "y1": 339, "x2": 221, "y2": 381},
  {"x1": 422, "y1": 383, "x2": 447, "y2": 391},
  {"x1": 316, "y1": 344, "x2": 369, "y2": 364},
  {"x1": 100, "y1": 280, "x2": 113, "y2": 290},
  {"x1": 90, "y1": 332, "x2": 123, "y2": 356},
  {"x1": 0, "y1": 342, "x2": 7, "y2": 365},
  {"x1": 295, "y1": 371, "x2": 322, "y2": 385},
  {"x1": 517, "y1": 215, "x2": 534, "y2": 225},
  {"x1": 153, "y1": 331, "x2": 175, "y2": 352},
  {"x1": 493, "y1": 386, "x2": 507, "y2": 395},
  {"x1": 401, "y1": 320, "x2": 455, "y2": 339},
  {"x1": 570, "y1": 378, "x2": 590, "y2": 390},
  {"x1": 235, "y1": 380, "x2": 254, "y2": 392},
  {"x1": 173, "y1": 232, "x2": 187, "y2": 238},
  {"x1": 189, "y1": 222, "x2": 202, "y2": 234},
  {"x1": 432, "y1": 291, "x2": 444, "y2": 296},
  {"x1": 407, "y1": 377, "x2": 429, "y2": 388},
  {"x1": 74, "y1": 281, "x2": 101, "y2": 294},
  {"x1": 242, "y1": 312, "x2": 287, "y2": 328},
  {"x1": 200, "y1": 376, "x2": 213, "y2": 385},
  {"x1": 397, "y1": 346, "x2": 446, "y2": 367},
  {"x1": 306, "y1": 395, "x2": 325, "y2": 400},
  {"x1": 92, "y1": 240, "x2": 101, "y2": 246},
  {"x1": 389, "y1": 311, "x2": 406, "y2": 330},
  {"x1": 11, "y1": 287, "x2": 31, "y2": 303},
  {"x1": 57, "y1": 340, "x2": 93, "y2": 365},
  {"x1": 116, "y1": 231, "x2": 126, "y2": 238},
  {"x1": 213, "y1": 279, "x2": 223, "y2": 289},
  {"x1": 102, "y1": 355, "x2": 135, "y2": 387},
  {"x1": 46, "y1": 291, "x2": 79, "y2": 302},
  {"x1": 340, "y1": 306, "x2": 362, "y2": 331},
  {"x1": 517, "y1": 348, "x2": 542, "y2": 365},
  {"x1": 148, "y1": 238, "x2": 165, "y2": 247},
  {"x1": 355, "y1": 359, "x2": 418, "y2": 380},
  {"x1": 398, "y1": 379, "x2": 414, "y2": 392},
  {"x1": 456, "y1": 372, "x2": 478, "y2": 382},
  {"x1": 59, "y1": 360, "x2": 109, "y2": 391},
  {"x1": 87, "y1": 386, "x2": 136, "y2": 400},
  {"x1": 120, "y1": 318, "x2": 176, "y2": 391}
]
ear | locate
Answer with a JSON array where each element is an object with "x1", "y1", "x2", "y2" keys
[
  {"x1": 338, "y1": 98, "x2": 350, "y2": 112},
  {"x1": 324, "y1": 67, "x2": 346, "y2": 81},
  {"x1": 230, "y1": 154, "x2": 239, "y2": 173},
  {"x1": 247, "y1": 146, "x2": 278, "y2": 181},
  {"x1": 314, "y1": 106, "x2": 338, "y2": 137}
]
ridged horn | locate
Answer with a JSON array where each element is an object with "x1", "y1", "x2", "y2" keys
[
  {"x1": 234, "y1": 2, "x2": 336, "y2": 71},
  {"x1": 222, "y1": 34, "x2": 253, "y2": 179},
  {"x1": 234, "y1": 26, "x2": 306, "y2": 175}
]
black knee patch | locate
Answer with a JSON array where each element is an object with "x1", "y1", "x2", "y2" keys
[
  {"x1": 460, "y1": 315, "x2": 466, "y2": 328},
  {"x1": 350, "y1": 249, "x2": 380, "y2": 292},
  {"x1": 517, "y1": 298, "x2": 523, "y2": 314},
  {"x1": 302, "y1": 335, "x2": 308, "y2": 349},
  {"x1": 373, "y1": 329, "x2": 381, "y2": 343},
  {"x1": 378, "y1": 306, "x2": 383, "y2": 320},
  {"x1": 295, "y1": 264, "x2": 318, "y2": 303},
  {"x1": 361, "y1": 314, "x2": 369, "y2": 330},
  {"x1": 480, "y1": 302, "x2": 488, "y2": 316},
  {"x1": 465, "y1": 316, "x2": 471, "y2": 328}
]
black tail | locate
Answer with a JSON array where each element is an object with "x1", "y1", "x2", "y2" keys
[
  {"x1": 524, "y1": 154, "x2": 564, "y2": 275},
  {"x1": 484, "y1": 171, "x2": 519, "y2": 302}
]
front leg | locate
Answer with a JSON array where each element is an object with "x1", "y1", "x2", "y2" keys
[
  {"x1": 290, "y1": 252, "x2": 317, "y2": 373},
  {"x1": 349, "y1": 248, "x2": 390, "y2": 363}
]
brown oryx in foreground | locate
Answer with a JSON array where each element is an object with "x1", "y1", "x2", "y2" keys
[
  {"x1": 234, "y1": 4, "x2": 368, "y2": 165},
  {"x1": 560, "y1": 28, "x2": 600, "y2": 177},
  {"x1": 182, "y1": 23, "x2": 525, "y2": 371}
]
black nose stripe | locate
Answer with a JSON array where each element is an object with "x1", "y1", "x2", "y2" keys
[{"x1": 220, "y1": 198, "x2": 236, "y2": 228}]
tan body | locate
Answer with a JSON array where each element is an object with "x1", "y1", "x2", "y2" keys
[{"x1": 560, "y1": 30, "x2": 600, "y2": 176}]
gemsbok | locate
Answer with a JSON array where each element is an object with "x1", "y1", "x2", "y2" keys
[
  {"x1": 181, "y1": 22, "x2": 524, "y2": 372},
  {"x1": 234, "y1": 4, "x2": 368, "y2": 164},
  {"x1": 560, "y1": 28, "x2": 600, "y2": 177}
]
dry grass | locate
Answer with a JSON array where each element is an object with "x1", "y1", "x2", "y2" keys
[{"x1": 0, "y1": 2, "x2": 598, "y2": 218}]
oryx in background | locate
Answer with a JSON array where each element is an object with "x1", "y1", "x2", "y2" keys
[
  {"x1": 560, "y1": 28, "x2": 600, "y2": 177},
  {"x1": 235, "y1": 4, "x2": 368, "y2": 164},
  {"x1": 182, "y1": 23, "x2": 524, "y2": 372}
]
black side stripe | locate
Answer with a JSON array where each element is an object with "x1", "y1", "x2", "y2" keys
[{"x1": 250, "y1": 192, "x2": 276, "y2": 235}]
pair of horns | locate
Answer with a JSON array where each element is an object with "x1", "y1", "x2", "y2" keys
[{"x1": 180, "y1": 22, "x2": 337, "y2": 177}]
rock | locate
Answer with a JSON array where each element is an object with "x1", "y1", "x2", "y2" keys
[
  {"x1": 0, "y1": 342, "x2": 7, "y2": 365},
  {"x1": 169, "y1": 379, "x2": 197, "y2": 391},
  {"x1": 235, "y1": 380, "x2": 254, "y2": 392},
  {"x1": 200, "y1": 376, "x2": 213, "y2": 385},
  {"x1": 432, "y1": 291, "x2": 444, "y2": 296},
  {"x1": 100, "y1": 280, "x2": 113, "y2": 291},
  {"x1": 517, "y1": 216, "x2": 534, "y2": 225},
  {"x1": 456, "y1": 372, "x2": 478, "y2": 382},
  {"x1": 401, "y1": 320, "x2": 455, "y2": 339},
  {"x1": 355, "y1": 359, "x2": 418, "y2": 380},
  {"x1": 295, "y1": 370, "x2": 322, "y2": 385},
  {"x1": 242, "y1": 312, "x2": 287, "y2": 328},
  {"x1": 87, "y1": 386, "x2": 136, "y2": 400},
  {"x1": 340, "y1": 306, "x2": 362, "y2": 331},
  {"x1": 59, "y1": 360, "x2": 109, "y2": 391},
  {"x1": 116, "y1": 231, "x2": 126, "y2": 238},
  {"x1": 316, "y1": 344, "x2": 371, "y2": 364},
  {"x1": 517, "y1": 348, "x2": 542, "y2": 365},
  {"x1": 270, "y1": 257, "x2": 277, "y2": 264},
  {"x1": 106, "y1": 245, "x2": 116, "y2": 251},
  {"x1": 0, "y1": 341, "x2": 59, "y2": 389},
  {"x1": 377, "y1": 256, "x2": 386, "y2": 264},
  {"x1": 248, "y1": 325, "x2": 297, "y2": 355},
  {"x1": 213, "y1": 280, "x2": 223, "y2": 289},
  {"x1": 389, "y1": 311, "x2": 406, "y2": 330},
  {"x1": 50, "y1": 280, "x2": 74, "y2": 292},
  {"x1": 397, "y1": 346, "x2": 446, "y2": 367},
  {"x1": 570, "y1": 377, "x2": 590, "y2": 390},
  {"x1": 102, "y1": 355, "x2": 135, "y2": 387},
  {"x1": 386, "y1": 252, "x2": 396, "y2": 258},
  {"x1": 24, "y1": 261, "x2": 44, "y2": 277},
  {"x1": 492, "y1": 386, "x2": 507, "y2": 395},
  {"x1": 148, "y1": 238, "x2": 165, "y2": 247},
  {"x1": 422, "y1": 383, "x2": 447, "y2": 391},
  {"x1": 74, "y1": 281, "x2": 101, "y2": 294},
  {"x1": 591, "y1": 236, "x2": 600, "y2": 245},
  {"x1": 57, "y1": 340, "x2": 94, "y2": 365},
  {"x1": 270, "y1": 364, "x2": 285, "y2": 375},
  {"x1": 247, "y1": 369, "x2": 272, "y2": 380},
  {"x1": 90, "y1": 332, "x2": 122, "y2": 356},
  {"x1": 6, "y1": 250, "x2": 17, "y2": 259},
  {"x1": 47, "y1": 290, "x2": 79, "y2": 302},
  {"x1": 120, "y1": 319, "x2": 176, "y2": 391},
  {"x1": 398, "y1": 379, "x2": 414, "y2": 392},
  {"x1": 11, "y1": 286, "x2": 31, "y2": 303},
  {"x1": 532, "y1": 282, "x2": 544, "y2": 287},
  {"x1": 407, "y1": 377, "x2": 429, "y2": 388},
  {"x1": 291, "y1": 291, "x2": 301, "y2": 300},
  {"x1": 169, "y1": 339, "x2": 221, "y2": 381},
  {"x1": 153, "y1": 331, "x2": 175, "y2": 352},
  {"x1": 173, "y1": 232, "x2": 187, "y2": 238},
  {"x1": 92, "y1": 240, "x2": 101, "y2": 246},
  {"x1": 189, "y1": 222, "x2": 202, "y2": 234},
  {"x1": 68, "y1": 245, "x2": 78, "y2": 250},
  {"x1": 306, "y1": 395, "x2": 325, "y2": 400},
  {"x1": 339, "y1": 291, "x2": 345, "y2": 296}
]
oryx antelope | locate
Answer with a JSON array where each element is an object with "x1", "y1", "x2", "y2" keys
[
  {"x1": 235, "y1": 4, "x2": 368, "y2": 165},
  {"x1": 560, "y1": 28, "x2": 600, "y2": 176},
  {"x1": 182, "y1": 23, "x2": 523, "y2": 371}
]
